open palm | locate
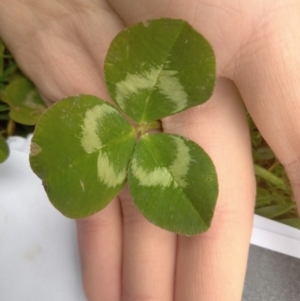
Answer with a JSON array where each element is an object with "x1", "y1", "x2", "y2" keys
[{"x1": 1, "y1": 1, "x2": 300, "y2": 300}]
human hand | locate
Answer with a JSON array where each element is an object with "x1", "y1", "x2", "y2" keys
[{"x1": 1, "y1": 1, "x2": 300, "y2": 300}]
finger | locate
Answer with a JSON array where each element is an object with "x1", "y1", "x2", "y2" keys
[
  {"x1": 119, "y1": 185, "x2": 177, "y2": 301},
  {"x1": 162, "y1": 78, "x2": 256, "y2": 300},
  {"x1": 233, "y1": 6, "x2": 300, "y2": 205},
  {"x1": 0, "y1": 0, "x2": 125, "y2": 102},
  {"x1": 76, "y1": 199, "x2": 122, "y2": 301}
]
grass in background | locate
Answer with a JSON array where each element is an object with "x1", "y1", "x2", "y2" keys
[{"x1": 249, "y1": 116, "x2": 300, "y2": 228}]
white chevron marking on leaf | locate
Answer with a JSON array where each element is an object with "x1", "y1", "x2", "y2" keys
[
  {"x1": 81, "y1": 104, "x2": 116, "y2": 154},
  {"x1": 157, "y1": 70, "x2": 188, "y2": 112},
  {"x1": 169, "y1": 136, "x2": 191, "y2": 188},
  {"x1": 97, "y1": 151, "x2": 126, "y2": 187},
  {"x1": 115, "y1": 67, "x2": 161, "y2": 110},
  {"x1": 131, "y1": 157, "x2": 173, "y2": 187},
  {"x1": 115, "y1": 68, "x2": 188, "y2": 114}
]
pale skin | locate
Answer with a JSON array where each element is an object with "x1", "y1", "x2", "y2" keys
[{"x1": 1, "y1": 0, "x2": 300, "y2": 300}]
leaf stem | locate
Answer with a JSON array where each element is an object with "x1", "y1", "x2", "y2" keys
[
  {"x1": 7, "y1": 119, "x2": 15, "y2": 136},
  {"x1": 135, "y1": 120, "x2": 161, "y2": 135}
]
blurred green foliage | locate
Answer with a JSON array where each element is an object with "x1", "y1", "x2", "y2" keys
[
  {"x1": 249, "y1": 115, "x2": 299, "y2": 228},
  {"x1": 0, "y1": 38, "x2": 45, "y2": 162}
]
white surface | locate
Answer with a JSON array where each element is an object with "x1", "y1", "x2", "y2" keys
[
  {"x1": 0, "y1": 137, "x2": 87, "y2": 301},
  {"x1": 251, "y1": 215, "x2": 300, "y2": 259}
]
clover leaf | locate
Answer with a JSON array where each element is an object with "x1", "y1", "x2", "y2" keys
[
  {"x1": 1, "y1": 77, "x2": 46, "y2": 125},
  {"x1": 105, "y1": 18, "x2": 215, "y2": 124},
  {"x1": 128, "y1": 133, "x2": 218, "y2": 235},
  {"x1": 30, "y1": 95, "x2": 136, "y2": 217},
  {"x1": 30, "y1": 18, "x2": 218, "y2": 235}
]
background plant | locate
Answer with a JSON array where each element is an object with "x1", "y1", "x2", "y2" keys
[{"x1": 0, "y1": 38, "x2": 46, "y2": 162}]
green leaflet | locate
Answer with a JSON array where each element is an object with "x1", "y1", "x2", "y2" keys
[
  {"x1": 128, "y1": 133, "x2": 218, "y2": 235},
  {"x1": 1, "y1": 77, "x2": 46, "y2": 125},
  {"x1": 105, "y1": 18, "x2": 215, "y2": 124},
  {"x1": 30, "y1": 95, "x2": 136, "y2": 218},
  {"x1": 0, "y1": 134, "x2": 9, "y2": 163}
]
